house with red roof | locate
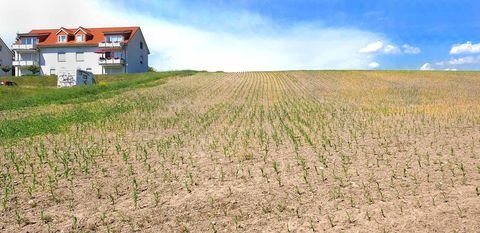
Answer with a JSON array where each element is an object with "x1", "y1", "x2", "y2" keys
[{"x1": 12, "y1": 26, "x2": 149, "y2": 76}]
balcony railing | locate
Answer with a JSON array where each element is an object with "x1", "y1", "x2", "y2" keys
[
  {"x1": 12, "y1": 60, "x2": 39, "y2": 67},
  {"x1": 12, "y1": 44, "x2": 38, "y2": 51},
  {"x1": 99, "y1": 58, "x2": 125, "y2": 66},
  {"x1": 98, "y1": 41, "x2": 124, "y2": 48}
]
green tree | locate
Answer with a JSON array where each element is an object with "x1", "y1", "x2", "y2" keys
[
  {"x1": 26, "y1": 65, "x2": 41, "y2": 75},
  {"x1": 147, "y1": 66, "x2": 157, "y2": 72},
  {"x1": 1, "y1": 65, "x2": 12, "y2": 73}
]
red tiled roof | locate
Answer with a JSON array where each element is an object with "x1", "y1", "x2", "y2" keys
[
  {"x1": 56, "y1": 27, "x2": 75, "y2": 35},
  {"x1": 75, "y1": 27, "x2": 92, "y2": 35},
  {"x1": 18, "y1": 27, "x2": 140, "y2": 47}
]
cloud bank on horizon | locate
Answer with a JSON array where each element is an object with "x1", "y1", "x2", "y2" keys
[
  {"x1": 421, "y1": 41, "x2": 480, "y2": 71},
  {"x1": 0, "y1": 0, "x2": 479, "y2": 71}
]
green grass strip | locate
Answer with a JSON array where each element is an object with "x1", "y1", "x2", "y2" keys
[
  {"x1": 0, "y1": 103, "x2": 132, "y2": 140},
  {"x1": 0, "y1": 71, "x2": 197, "y2": 111}
]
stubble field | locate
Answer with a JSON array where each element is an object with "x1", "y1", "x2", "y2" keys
[{"x1": 1, "y1": 71, "x2": 480, "y2": 232}]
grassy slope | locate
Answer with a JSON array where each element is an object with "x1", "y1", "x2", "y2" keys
[
  {"x1": 0, "y1": 71, "x2": 197, "y2": 140},
  {"x1": 0, "y1": 71, "x2": 197, "y2": 111}
]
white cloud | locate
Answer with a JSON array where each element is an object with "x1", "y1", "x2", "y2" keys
[
  {"x1": 368, "y1": 62, "x2": 380, "y2": 69},
  {"x1": 141, "y1": 23, "x2": 384, "y2": 71},
  {"x1": 359, "y1": 41, "x2": 384, "y2": 53},
  {"x1": 420, "y1": 42, "x2": 480, "y2": 71},
  {"x1": 447, "y1": 56, "x2": 479, "y2": 65},
  {"x1": 0, "y1": 0, "x2": 388, "y2": 71},
  {"x1": 359, "y1": 41, "x2": 420, "y2": 56},
  {"x1": 383, "y1": 45, "x2": 401, "y2": 54},
  {"x1": 421, "y1": 56, "x2": 480, "y2": 71},
  {"x1": 420, "y1": 63, "x2": 434, "y2": 71},
  {"x1": 450, "y1": 41, "x2": 480, "y2": 55},
  {"x1": 402, "y1": 44, "x2": 421, "y2": 54}
]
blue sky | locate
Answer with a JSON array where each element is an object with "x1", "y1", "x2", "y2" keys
[{"x1": 1, "y1": 0, "x2": 480, "y2": 71}]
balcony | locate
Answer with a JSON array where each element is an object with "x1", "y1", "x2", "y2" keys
[
  {"x1": 98, "y1": 41, "x2": 124, "y2": 48},
  {"x1": 12, "y1": 44, "x2": 38, "y2": 51},
  {"x1": 99, "y1": 58, "x2": 125, "y2": 66},
  {"x1": 12, "y1": 60, "x2": 39, "y2": 67}
]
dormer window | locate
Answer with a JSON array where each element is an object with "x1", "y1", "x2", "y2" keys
[
  {"x1": 76, "y1": 34, "x2": 84, "y2": 42},
  {"x1": 21, "y1": 37, "x2": 38, "y2": 45},
  {"x1": 58, "y1": 35, "x2": 67, "y2": 43},
  {"x1": 106, "y1": 35, "x2": 123, "y2": 43}
]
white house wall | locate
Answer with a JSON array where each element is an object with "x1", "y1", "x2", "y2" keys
[
  {"x1": 126, "y1": 30, "x2": 149, "y2": 73},
  {"x1": 0, "y1": 38, "x2": 13, "y2": 77},
  {"x1": 40, "y1": 47, "x2": 103, "y2": 75}
]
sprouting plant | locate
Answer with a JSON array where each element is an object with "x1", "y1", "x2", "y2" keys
[
  {"x1": 211, "y1": 221, "x2": 217, "y2": 233},
  {"x1": 15, "y1": 209, "x2": 23, "y2": 225},
  {"x1": 327, "y1": 214, "x2": 335, "y2": 228},
  {"x1": 109, "y1": 193, "x2": 116, "y2": 205},
  {"x1": 40, "y1": 209, "x2": 52, "y2": 224},
  {"x1": 375, "y1": 181, "x2": 385, "y2": 201},
  {"x1": 220, "y1": 167, "x2": 225, "y2": 182},
  {"x1": 300, "y1": 158, "x2": 309, "y2": 184},
  {"x1": 133, "y1": 178, "x2": 140, "y2": 208},
  {"x1": 366, "y1": 209, "x2": 372, "y2": 221},
  {"x1": 96, "y1": 186, "x2": 102, "y2": 199},
  {"x1": 72, "y1": 216, "x2": 78, "y2": 230},
  {"x1": 295, "y1": 185, "x2": 303, "y2": 195},
  {"x1": 349, "y1": 194, "x2": 355, "y2": 208},
  {"x1": 154, "y1": 191, "x2": 161, "y2": 207},
  {"x1": 233, "y1": 215, "x2": 241, "y2": 229},
  {"x1": 456, "y1": 202, "x2": 466, "y2": 218},
  {"x1": 272, "y1": 161, "x2": 282, "y2": 186},
  {"x1": 380, "y1": 208, "x2": 386, "y2": 218},
  {"x1": 460, "y1": 163, "x2": 467, "y2": 184},
  {"x1": 309, "y1": 218, "x2": 317, "y2": 232},
  {"x1": 346, "y1": 211, "x2": 355, "y2": 224},
  {"x1": 272, "y1": 161, "x2": 280, "y2": 176},
  {"x1": 3, "y1": 184, "x2": 11, "y2": 210},
  {"x1": 184, "y1": 179, "x2": 192, "y2": 193},
  {"x1": 180, "y1": 225, "x2": 190, "y2": 233}
]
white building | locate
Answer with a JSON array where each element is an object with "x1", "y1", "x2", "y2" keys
[
  {"x1": 12, "y1": 26, "x2": 150, "y2": 76},
  {"x1": 0, "y1": 37, "x2": 13, "y2": 77}
]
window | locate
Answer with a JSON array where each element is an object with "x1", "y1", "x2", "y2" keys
[
  {"x1": 140, "y1": 42, "x2": 143, "y2": 49},
  {"x1": 140, "y1": 55, "x2": 143, "y2": 64},
  {"x1": 105, "y1": 51, "x2": 123, "y2": 59},
  {"x1": 0, "y1": 45, "x2": 2, "y2": 52},
  {"x1": 105, "y1": 67, "x2": 123, "y2": 74},
  {"x1": 20, "y1": 53, "x2": 35, "y2": 61},
  {"x1": 58, "y1": 35, "x2": 67, "y2": 43},
  {"x1": 76, "y1": 34, "x2": 84, "y2": 42},
  {"x1": 105, "y1": 35, "x2": 123, "y2": 43},
  {"x1": 21, "y1": 37, "x2": 38, "y2": 45},
  {"x1": 114, "y1": 51, "x2": 123, "y2": 58},
  {"x1": 76, "y1": 52, "x2": 84, "y2": 62},
  {"x1": 58, "y1": 52, "x2": 66, "y2": 62},
  {"x1": 50, "y1": 69, "x2": 56, "y2": 75}
]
